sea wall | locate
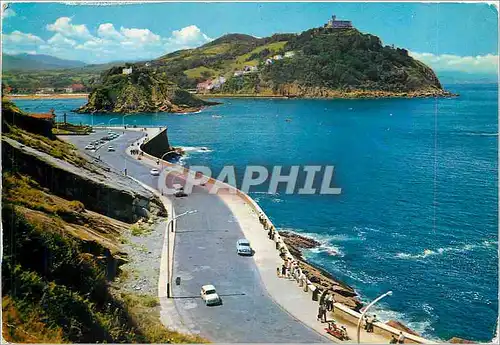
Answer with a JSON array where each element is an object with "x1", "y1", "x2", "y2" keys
[{"x1": 140, "y1": 127, "x2": 174, "y2": 159}]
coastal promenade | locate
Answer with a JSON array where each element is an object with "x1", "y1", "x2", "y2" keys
[
  {"x1": 127, "y1": 126, "x2": 435, "y2": 344},
  {"x1": 63, "y1": 126, "x2": 434, "y2": 343}
]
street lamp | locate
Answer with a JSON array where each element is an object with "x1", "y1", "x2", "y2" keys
[
  {"x1": 357, "y1": 291, "x2": 393, "y2": 343},
  {"x1": 122, "y1": 114, "x2": 133, "y2": 127},
  {"x1": 166, "y1": 209, "x2": 197, "y2": 298},
  {"x1": 159, "y1": 149, "x2": 179, "y2": 164},
  {"x1": 108, "y1": 117, "x2": 118, "y2": 129}
]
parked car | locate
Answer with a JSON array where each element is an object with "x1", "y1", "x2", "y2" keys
[
  {"x1": 236, "y1": 239, "x2": 253, "y2": 256},
  {"x1": 107, "y1": 146, "x2": 115, "y2": 152},
  {"x1": 150, "y1": 168, "x2": 160, "y2": 176},
  {"x1": 200, "y1": 285, "x2": 221, "y2": 306},
  {"x1": 85, "y1": 144, "x2": 95, "y2": 150}
]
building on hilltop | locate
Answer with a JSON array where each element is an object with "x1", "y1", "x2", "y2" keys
[
  {"x1": 324, "y1": 15, "x2": 352, "y2": 29},
  {"x1": 122, "y1": 67, "x2": 133, "y2": 75}
]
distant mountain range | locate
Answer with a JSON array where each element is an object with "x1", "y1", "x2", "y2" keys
[
  {"x1": 437, "y1": 71, "x2": 498, "y2": 85},
  {"x1": 3, "y1": 53, "x2": 88, "y2": 71}
]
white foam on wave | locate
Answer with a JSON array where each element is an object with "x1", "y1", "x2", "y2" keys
[
  {"x1": 366, "y1": 304, "x2": 438, "y2": 340},
  {"x1": 279, "y1": 228, "x2": 345, "y2": 257},
  {"x1": 179, "y1": 146, "x2": 213, "y2": 153},
  {"x1": 395, "y1": 240, "x2": 497, "y2": 260}
]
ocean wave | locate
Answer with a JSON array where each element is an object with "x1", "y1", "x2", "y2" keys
[
  {"x1": 367, "y1": 304, "x2": 437, "y2": 340},
  {"x1": 271, "y1": 198, "x2": 283, "y2": 203},
  {"x1": 395, "y1": 241, "x2": 497, "y2": 260},
  {"x1": 461, "y1": 131, "x2": 498, "y2": 137},
  {"x1": 279, "y1": 228, "x2": 346, "y2": 257},
  {"x1": 179, "y1": 146, "x2": 213, "y2": 153}
]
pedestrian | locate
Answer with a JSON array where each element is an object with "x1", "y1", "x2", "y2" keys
[
  {"x1": 268, "y1": 229, "x2": 272, "y2": 239},
  {"x1": 124, "y1": 168, "x2": 127, "y2": 176},
  {"x1": 397, "y1": 332, "x2": 405, "y2": 344},
  {"x1": 321, "y1": 303, "x2": 327, "y2": 323},
  {"x1": 276, "y1": 267, "x2": 281, "y2": 277},
  {"x1": 363, "y1": 315, "x2": 369, "y2": 331},
  {"x1": 317, "y1": 304, "x2": 324, "y2": 322},
  {"x1": 281, "y1": 264, "x2": 286, "y2": 277},
  {"x1": 390, "y1": 335, "x2": 398, "y2": 344}
]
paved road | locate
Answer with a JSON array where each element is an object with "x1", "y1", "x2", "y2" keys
[
  {"x1": 63, "y1": 129, "x2": 328, "y2": 343},
  {"x1": 61, "y1": 129, "x2": 160, "y2": 189}
]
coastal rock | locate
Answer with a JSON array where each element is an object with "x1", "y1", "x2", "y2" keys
[
  {"x1": 279, "y1": 230, "x2": 363, "y2": 311},
  {"x1": 386, "y1": 320, "x2": 421, "y2": 337},
  {"x1": 448, "y1": 337, "x2": 476, "y2": 344},
  {"x1": 76, "y1": 65, "x2": 219, "y2": 114}
]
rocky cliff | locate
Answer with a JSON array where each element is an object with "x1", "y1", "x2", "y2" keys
[{"x1": 76, "y1": 65, "x2": 219, "y2": 114}]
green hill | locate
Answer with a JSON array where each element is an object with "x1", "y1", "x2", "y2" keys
[
  {"x1": 145, "y1": 27, "x2": 449, "y2": 97},
  {"x1": 76, "y1": 25, "x2": 453, "y2": 113}
]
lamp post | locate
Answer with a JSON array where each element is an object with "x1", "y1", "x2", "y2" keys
[
  {"x1": 108, "y1": 117, "x2": 118, "y2": 129},
  {"x1": 166, "y1": 210, "x2": 197, "y2": 298},
  {"x1": 122, "y1": 114, "x2": 133, "y2": 127},
  {"x1": 159, "y1": 150, "x2": 178, "y2": 165},
  {"x1": 357, "y1": 291, "x2": 393, "y2": 343}
]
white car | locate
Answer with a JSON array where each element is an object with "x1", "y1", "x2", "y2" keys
[
  {"x1": 85, "y1": 144, "x2": 95, "y2": 150},
  {"x1": 150, "y1": 168, "x2": 160, "y2": 176},
  {"x1": 107, "y1": 146, "x2": 115, "y2": 152},
  {"x1": 236, "y1": 239, "x2": 253, "y2": 256},
  {"x1": 200, "y1": 285, "x2": 221, "y2": 306}
]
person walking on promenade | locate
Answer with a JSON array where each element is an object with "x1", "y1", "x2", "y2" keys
[
  {"x1": 281, "y1": 264, "x2": 286, "y2": 277},
  {"x1": 390, "y1": 335, "x2": 398, "y2": 344},
  {"x1": 276, "y1": 267, "x2": 281, "y2": 277},
  {"x1": 397, "y1": 332, "x2": 405, "y2": 344},
  {"x1": 317, "y1": 304, "x2": 325, "y2": 322},
  {"x1": 320, "y1": 303, "x2": 327, "y2": 323}
]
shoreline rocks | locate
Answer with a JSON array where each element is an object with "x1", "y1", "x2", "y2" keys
[{"x1": 279, "y1": 231, "x2": 363, "y2": 311}]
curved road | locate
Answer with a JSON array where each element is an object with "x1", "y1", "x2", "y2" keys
[{"x1": 63, "y1": 129, "x2": 328, "y2": 343}]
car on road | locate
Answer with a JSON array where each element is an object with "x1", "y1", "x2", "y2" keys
[
  {"x1": 236, "y1": 239, "x2": 253, "y2": 256},
  {"x1": 107, "y1": 146, "x2": 115, "y2": 152},
  {"x1": 201, "y1": 285, "x2": 221, "y2": 306},
  {"x1": 85, "y1": 144, "x2": 95, "y2": 150},
  {"x1": 150, "y1": 168, "x2": 160, "y2": 176}
]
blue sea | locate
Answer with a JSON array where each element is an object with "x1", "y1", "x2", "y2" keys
[{"x1": 13, "y1": 84, "x2": 498, "y2": 342}]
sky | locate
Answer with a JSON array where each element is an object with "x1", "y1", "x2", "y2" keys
[{"x1": 1, "y1": 1, "x2": 498, "y2": 75}]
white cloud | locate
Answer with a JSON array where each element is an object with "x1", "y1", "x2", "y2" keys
[
  {"x1": 410, "y1": 51, "x2": 498, "y2": 75},
  {"x1": 3, "y1": 31, "x2": 45, "y2": 54},
  {"x1": 120, "y1": 27, "x2": 161, "y2": 44},
  {"x1": 169, "y1": 25, "x2": 212, "y2": 47},
  {"x1": 4, "y1": 22, "x2": 212, "y2": 63},
  {"x1": 47, "y1": 33, "x2": 77, "y2": 47},
  {"x1": 97, "y1": 23, "x2": 123, "y2": 41},
  {"x1": 2, "y1": 8, "x2": 16, "y2": 19},
  {"x1": 47, "y1": 17, "x2": 92, "y2": 40}
]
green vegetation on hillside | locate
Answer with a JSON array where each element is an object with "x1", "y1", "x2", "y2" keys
[
  {"x1": 76, "y1": 64, "x2": 215, "y2": 113},
  {"x1": 1, "y1": 99, "x2": 206, "y2": 343}
]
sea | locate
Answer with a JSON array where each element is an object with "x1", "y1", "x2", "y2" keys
[{"x1": 12, "y1": 83, "x2": 498, "y2": 342}]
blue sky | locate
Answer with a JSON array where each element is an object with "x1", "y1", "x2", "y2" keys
[{"x1": 2, "y1": 1, "x2": 498, "y2": 74}]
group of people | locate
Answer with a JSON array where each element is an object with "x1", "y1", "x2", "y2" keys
[
  {"x1": 390, "y1": 332, "x2": 406, "y2": 344},
  {"x1": 316, "y1": 292, "x2": 336, "y2": 322},
  {"x1": 363, "y1": 314, "x2": 378, "y2": 333}
]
